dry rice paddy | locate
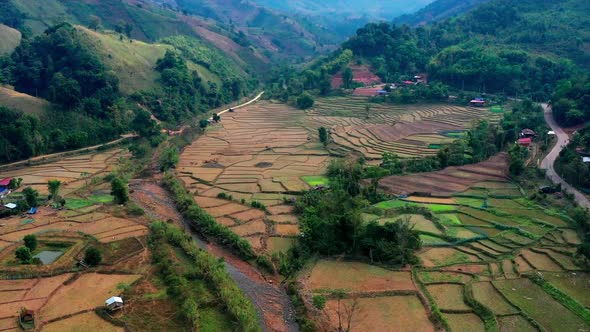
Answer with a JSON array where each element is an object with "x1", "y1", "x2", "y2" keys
[{"x1": 0, "y1": 149, "x2": 128, "y2": 195}]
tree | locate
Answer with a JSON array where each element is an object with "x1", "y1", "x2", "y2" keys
[
  {"x1": 115, "y1": 21, "x2": 124, "y2": 34},
  {"x1": 199, "y1": 119, "x2": 209, "y2": 130},
  {"x1": 159, "y1": 147, "x2": 179, "y2": 171},
  {"x1": 331, "y1": 290, "x2": 359, "y2": 332},
  {"x1": 296, "y1": 93, "x2": 314, "y2": 109},
  {"x1": 212, "y1": 113, "x2": 221, "y2": 122},
  {"x1": 111, "y1": 177, "x2": 129, "y2": 204},
  {"x1": 365, "y1": 104, "x2": 370, "y2": 119},
  {"x1": 22, "y1": 187, "x2": 39, "y2": 208},
  {"x1": 319, "y1": 127, "x2": 329, "y2": 145},
  {"x1": 132, "y1": 110, "x2": 160, "y2": 138},
  {"x1": 8, "y1": 178, "x2": 22, "y2": 190},
  {"x1": 509, "y1": 144, "x2": 526, "y2": 175},
  {"x1": 47, "y1": 179, "x2": 61, "y2": 202},
  {"x1": 15, "y1": 246, "x2": 32, "y2": 263},
  {"x1": 342, "y1": 67, "x2": 354, "y2": 89},
  {"x1": 23, "y1": 235, "x2": 37, "y2": 251},
  {"x1": 124, "y1": 22, "x2": 133, "y2": 38},
  {"x1": 84, "y1": 247, "x2": 102, "y2": 266},
  {"x1": 88, "y1": 15, "x2": 101, "y2": 31}
]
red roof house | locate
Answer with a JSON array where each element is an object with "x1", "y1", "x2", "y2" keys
[
  {"x1": 0, "y1": 178, "x2": 12, "y2": 187},
  {"x1": 518, "y1": 138, "x2": 532, "y2": 146}
]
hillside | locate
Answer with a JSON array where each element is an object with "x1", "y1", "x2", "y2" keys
[
  {"x1": 0, "y1": 24, "x2": 21, "y2": 54},
  {"x1": 5, "y1": 0, "x2": 337, "y2": 66},
  {"x1": 394, "y1": 0, "x2": 490, "y2": 26},
  {"x1": 78, "y1": 26, "x2": 234, "y2": 94},
  {"x1": 0, "y1": 86, "x2": 49, "y2": 115}
]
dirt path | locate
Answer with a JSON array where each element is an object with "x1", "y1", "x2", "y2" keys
[
  {"x1": 130, "y1": 179, "x2": 298, "y2": 332},
  {"x1": 540, "y1": 103, "x2": 590, "y2": 209}
]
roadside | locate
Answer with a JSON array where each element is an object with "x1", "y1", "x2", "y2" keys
[{"x1": 539, "y1": 103, "x2": 590, "y2": 209}]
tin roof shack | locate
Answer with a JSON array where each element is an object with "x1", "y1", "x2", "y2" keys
[
  {"x1": 105, "y1": 296, "x2": 124, "y2": 311},
  {"x1": 470, "y1": 98, "x2": 486, "y2": 107},
  {"x1": 519, "y1": 129, "x2": 537, "y2": 138}
]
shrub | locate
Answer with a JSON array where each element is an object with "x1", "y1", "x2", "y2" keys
[
  {"x1": 296, "y1": 92, "x2": 314, "y2": 109},
  {"x1": 15, "y1": 246, "x2": 32, "y2": 263},
  {"x1": 23, "y1": 235, "x2": 37, "y2": 251},
  {"x1": 111, "y1": 177, "x2": 129, "y2": 204},
  {"x1": 84, "y1": 247, "x2": 102, "y2": 266}
]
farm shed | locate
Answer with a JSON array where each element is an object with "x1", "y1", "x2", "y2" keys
[
  {"x1": 105, "y1": 296, "x2": 124, "y2": 311},
  {"x1": 582, "y1": 157, "x2": 590, "y2": 164},
  {"x1": 4, "y1": 203, "x2": 16, "y2": 209}
]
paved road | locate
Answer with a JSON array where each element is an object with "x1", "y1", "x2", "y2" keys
[
  {"x1": 209, "y1": 91, "x2": 265, "y2": 120},
  {"x1": 540, "y1": 103, "x2": 590, "y2": 209}
]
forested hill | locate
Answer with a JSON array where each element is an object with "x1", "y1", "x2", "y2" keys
[
  {"x1": 0, "y1": 0, "x2": 332, "y2": 68},
  {"x1": 394, "y1": 0, "x2": 489, "y2": 26},
  {"x1": 342, "y1": 0, "x2": 590, "y2": 99}
]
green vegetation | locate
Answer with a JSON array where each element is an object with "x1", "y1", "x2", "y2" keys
[
  {"x1": 294, "y1": 160, "x2": 421, "y2": 266},
  {"x1": 111, "y1": 177, "x2": 129, "y2": 205},
  {"x1": 23, "y1": 235, "x2": 37, "y2": 251},
  {"x1": 150, "y1": 221, "x2": 260, "y2": 332},
  {"x1": 162, "y1": 173, "x2": 256, "y2": 260},
  {"x1": 64, "y1": 198, "x2": 94, "y2": 210},
  {"x1": 84, "y1": 247, "x2": 102, "y2": 266},
  {"x1": 301, "y1": 176, "x2": 329, "y2": 187},
  {"x1": 296, "y1": 92, "x2": 315, "y2": 109},
  {"x1": 15, "y1": 246, "x2": 32, "y2": 264}
]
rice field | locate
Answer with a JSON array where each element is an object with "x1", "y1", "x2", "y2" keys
[
  {"x1": 312, "y1": 97, "x2": 501, "y2": 160},
  {"x1": 0, "y1": 148, "x2": 128, "y2": 195}
]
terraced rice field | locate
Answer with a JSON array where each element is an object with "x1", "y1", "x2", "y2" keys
[
  {"x1": 378, "y1": 153, "x2": 509, "y2": 196},
  {"x1": 0, "y1": 206, "x2": 148, "y2": 245},
  {"x1": 0, "y1": 149, "x2": 128, "y2": 195},
  {"x1": 178, "y1": 102, "x2": 331, "y2": 253},
  {"x1": 0, "y1": 273, "x2": 138, "y2": 330},
  {"x1": 312, "y1": 97, "x2": 501, "y2": 160}
]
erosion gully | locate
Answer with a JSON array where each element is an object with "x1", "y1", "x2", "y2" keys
[{"x1": 129, "y1": 179, "x2": 298, "y2": 332}]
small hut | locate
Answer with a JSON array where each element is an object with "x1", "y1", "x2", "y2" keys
[{"x1": 105, "y1": 296, "x2": 124, "y2": 311}]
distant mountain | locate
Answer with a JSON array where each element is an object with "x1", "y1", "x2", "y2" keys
[
  {"x1": 249, "y1": 0, "x2": 435, "y2": 37},
  {"x1": 394, "y1": 0, "x2": 490, "y2": 26}
]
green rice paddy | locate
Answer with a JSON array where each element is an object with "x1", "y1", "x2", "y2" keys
[
  {"x1": 490, "y1": 106, "x2": 504, "y2": 113},
  {"x1": 301, "y1": 176, "x2": 330, "y2": 187},
  {"x1": 65, "y1": 198, "x2": 94, "y2": 210}
]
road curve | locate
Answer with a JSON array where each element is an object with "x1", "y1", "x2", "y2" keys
[
  {"x1": 209, "y1": 91, "x2": 265, "y2": 120},
  {"x1": 540, "y1": 103, "x2": 590, "y2": 209}
]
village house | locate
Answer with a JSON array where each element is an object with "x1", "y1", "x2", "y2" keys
[
  {"x1": 517, "y1": 137, "x2": 532, "y2": 147},
  {"x1": 0, "y1": 177, "x2": 12, "y2": 195},
  {"x1": 470, "y1": 98, "x2": 486, "y2": 107}
]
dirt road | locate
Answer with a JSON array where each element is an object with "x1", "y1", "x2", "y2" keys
[{"x1": 540, "y1": 103, "x2": 590, "y2": 209}]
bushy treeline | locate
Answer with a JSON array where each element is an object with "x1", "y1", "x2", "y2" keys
[
  {"x1": 556, "y1": 126, "x2": 590, "y2": 189},
  {"x1": 293, "y1": 160, "x2": 421, "y2": 266},
  {"x1": 551, "y1": 76, "x2": 590, "y2": 126},
  {"x1": 161, "y1": 173, "x2": 256, "y2": 260},
  {"x1": 150, "y1": 221, "x2": 261, "y2": 332}
]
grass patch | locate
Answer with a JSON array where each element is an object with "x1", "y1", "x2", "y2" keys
[
  {"x1": 373, "y1": 200, "x2": 455, "y2": 212},
  {"x1": 490, "y1": 105, "x2": 504, "y2": 113},
  {"x1": 65, "y1": 198, "x2": 94, "y2": 210},
  {"x1": 301, "y1": 175, "x2": 330, "y2": 187},
  {"x1": 89, "y1": 194, "x2": 114, "y2": 203},
  {"x1": 420, "y1": 234, "x2": 449, "y2": 246},
  {"x1": 439, "y1": 214, "x2": 462, "y2": 225}
]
